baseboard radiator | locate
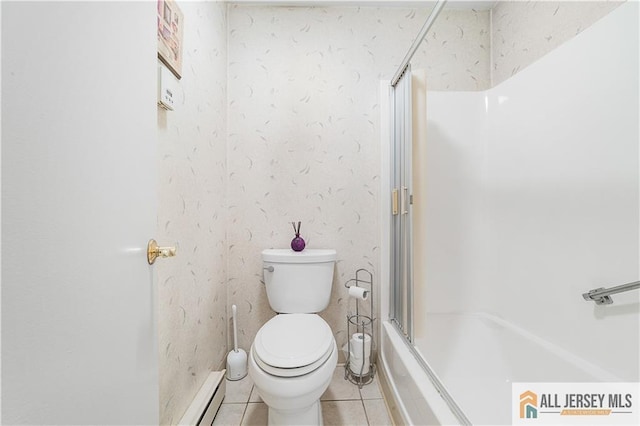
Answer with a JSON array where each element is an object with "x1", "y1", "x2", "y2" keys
[{"x1": 178, "y1": 370, "x2": 226, "y2": 426}]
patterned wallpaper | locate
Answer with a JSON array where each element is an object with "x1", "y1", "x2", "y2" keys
[
  {"x1": 226, "y1": 5, "x2": 491, "y2": 360},
  {"x1": 491, "y1": 1, "x2": 624, "y2": 86},
  {"x1": 414, "y1": 7, "x2": 491, "y2": 90},
  {"x1": 156, "y1": 2, "x2": 227, "y2": 425}
]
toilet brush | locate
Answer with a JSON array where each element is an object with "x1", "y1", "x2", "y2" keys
[{"x1": 226, "y1": 304, "x2": 248, "y2": 380}]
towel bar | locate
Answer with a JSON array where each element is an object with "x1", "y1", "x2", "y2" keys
[{"x1": 582, "y1": 280, "x2": 640, "y2": 305}]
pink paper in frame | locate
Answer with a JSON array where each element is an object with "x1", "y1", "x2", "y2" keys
[{"x1": 157, "y1": 0, "x2": 184, "y2": 79}]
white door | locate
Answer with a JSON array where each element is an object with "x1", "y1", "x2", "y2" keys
[{"x1": 2, "y1": 2, "x2": 159, "y2": 424}]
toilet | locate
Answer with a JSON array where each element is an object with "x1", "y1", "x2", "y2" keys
[{"x1": 249, "y1": 248, "x2": 338, "y2": 425}]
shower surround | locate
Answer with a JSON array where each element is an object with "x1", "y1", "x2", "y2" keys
[{"x1": 381, "y1": 1, "x2": 636, "y2": 424}]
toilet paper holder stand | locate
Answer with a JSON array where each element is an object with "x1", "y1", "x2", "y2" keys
[{"x1": 344, "y1": 268, "x2": 375, "y2": 388}]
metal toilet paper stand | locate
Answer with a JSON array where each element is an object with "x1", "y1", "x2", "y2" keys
[{"x1": 344, "y1": 268, "x2": 375, "y2": 388}]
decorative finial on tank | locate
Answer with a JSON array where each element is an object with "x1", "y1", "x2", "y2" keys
[{"x1": 291, "y1": 221, "x2": 306, "y2": 252}]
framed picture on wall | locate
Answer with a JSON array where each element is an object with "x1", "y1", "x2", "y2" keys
[{"x1": 157, "y1": 0, "x2": 184, "y2": 79}]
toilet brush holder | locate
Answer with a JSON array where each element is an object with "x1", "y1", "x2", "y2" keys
[
  {"x1": 344, "y1": 269, "x2": 375, "y2": 388},
  {"x1": 227, "y1": 304, "x2": 247, "y2": 380}
]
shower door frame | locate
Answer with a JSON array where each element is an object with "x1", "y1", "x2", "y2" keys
[
  {"x1": 390, "y1": 65, "x2": 414, "y2": 342},
  {"x1": 388, "y1": 0, "x2": 449, "y2": 346},
  {"x1": 387, "y1": 71, "x2": 472, "y2": 426},
  {"x1": 386, "y1": 3, "x2": 472, "y2": 423}
]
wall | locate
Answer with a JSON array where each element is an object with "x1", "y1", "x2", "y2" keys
[
  {"x1": 421, "y1": 2, "x2": 639, "y2": 379},
  {"x1": 226, "y1": 4, "x2": 491, "y2": 358},
  {"x1": 413, "y1": 7, "x2": 491, "y2": 90},
  {"x1": 156, "y1": 2, "x2": 228, "y2": 424},
  {"x1": 491, "y1": 0, "x2": 623, "y2": 85}
]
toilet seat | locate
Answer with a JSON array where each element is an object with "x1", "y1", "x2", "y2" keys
[{"x1": 253, "y1": 314, "x2": 334, "y2": 378}]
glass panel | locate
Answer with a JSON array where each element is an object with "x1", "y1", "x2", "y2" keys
[{"x1": 390, "y1": 66, "x2": 412, "y2": 339}]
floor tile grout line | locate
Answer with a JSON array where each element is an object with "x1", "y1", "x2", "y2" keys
[
  {"x1": 246, "y1": 384, "x2": 254, "y2": 405},
  {"x1": 361, "y1": 397, "x2": 372, "y2": 426},
  {"x1": 321, "y1": 398, "x2": 363, "y2": 401},
  {"x1": 238, "y1": 401, "x2": 249, "y2": 426}
]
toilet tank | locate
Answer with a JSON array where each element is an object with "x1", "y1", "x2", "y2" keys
[{"x1": 262, "y1": 249, "x2": 337, "y2": 314}]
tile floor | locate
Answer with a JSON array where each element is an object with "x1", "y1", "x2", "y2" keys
[{"x1": 212, "y1": 366, "x2": 393, "y2": 425}]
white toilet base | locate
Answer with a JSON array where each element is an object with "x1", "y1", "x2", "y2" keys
[
  {"x1": 249, "y1": 338, "x2": 337, "y2": 426},
  {"x1": 268, "y1": 400, "x2": 323, "y2": 426}
]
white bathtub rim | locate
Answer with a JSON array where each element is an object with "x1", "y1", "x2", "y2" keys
[
  {"x1": 380, "y1": 320, "x2": 462, "y2": 426},
  {"x1": 430, "y1": 311, "x2": 622, "y2": 383}
]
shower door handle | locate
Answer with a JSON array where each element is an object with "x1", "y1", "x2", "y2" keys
[
  {"x1": 392, "y1": 189, "x2": 399, "y2": 215},
  {"x1": 401, "y1": 186, "x2": 409, "y2": 215}
]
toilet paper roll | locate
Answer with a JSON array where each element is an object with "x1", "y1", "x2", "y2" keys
[
  {"x1": 349, "y1": 355, "x2": 370, "y2": 375},
  {"x1": 349, "y1": 333, "x2": 372, "y2": 375},
  {"x1": 350, "y1": 333, "x2": 372, "y2": 359},
  {"x1": 348, "y1": 286, "x2": 369, "y2": 301}
]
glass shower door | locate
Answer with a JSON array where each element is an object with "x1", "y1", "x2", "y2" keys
[{"x1": 390, "y1": 65, "x2": 413, "y2": 342}]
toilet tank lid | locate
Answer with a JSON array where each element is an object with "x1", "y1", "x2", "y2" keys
[{"x1": 262, "y1": 248, "x2": 336, "y2": 263}]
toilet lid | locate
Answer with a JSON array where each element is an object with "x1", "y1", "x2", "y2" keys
[{"x1": 253, "y1": 314, "x2": 334, "y2": 370}]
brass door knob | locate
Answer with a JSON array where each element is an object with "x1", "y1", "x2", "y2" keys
[{"x1": 147, "y1": 239, "x2": 177, "y2": 265}]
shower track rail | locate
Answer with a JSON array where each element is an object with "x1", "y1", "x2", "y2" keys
[
  {"x1": 390, "y1": 0, "x2": 447, "y2": 87},
  {"x1": 582, "y1": 280, "x2": 640, "y2": 305}
]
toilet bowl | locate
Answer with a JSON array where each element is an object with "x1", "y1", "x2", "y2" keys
[
  {"x1": 249, "y1": 248, "x2": 337, "y2": 425},
  {"x1": 249, "y1": 314, "x2": 337, "y2": 425}
]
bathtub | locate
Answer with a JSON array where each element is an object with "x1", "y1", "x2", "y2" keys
[{"x1": 378, "y1": 312, "x2": 620, "y2": 425}]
